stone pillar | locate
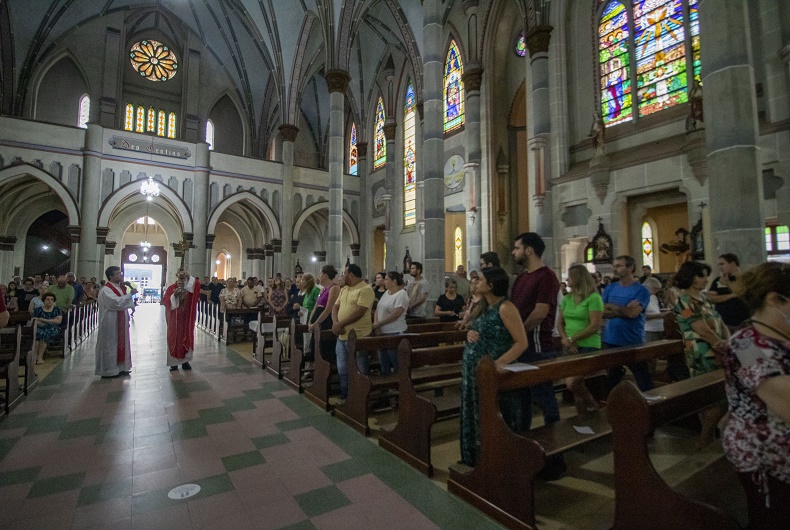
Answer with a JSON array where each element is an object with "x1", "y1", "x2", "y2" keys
[
  {"x1": 99, "y1": 28, "x2": 121, "y2": 128},
  {"x1": 462, "y1": 65, "x2": 483, "y2": 271},
  {"x1": 422, "y1": 0, "x2": 446, "y2": 301},
  {"x1": 525, "y1": 25, "x2": 554, "y2": 266},
  {"x1": 0, "y1": 236, "x2": 16, "y2": 281},
  {"x1": 326, "y1": 70, "x2": 351, "y2": 269},
  {"x1": 761, "y1": 0, "x2": 790, "y2": 122},
  {"x1": 700, "y1": 0, "x2": 766, "y2": 266},
  {"x1": 191, "y1": 142, "x2": 210, "y2": 276},
  {"x1": 78, "y1": 124, "x2": 103, "y2": 278},
  {"x1": 279, "y1": 124, "x2": 298, "y2": 276},
  {"x1": 67, "y1": 225, "x2": 82, "y2": 274},
  {"x1": 265, "y1": 244, "x2": 274, "y2": 280},
  {"x1": 357, "y1": 142, "x2": 370, "y2": 276},
  {"x1": 184, "y1": 49, "x2": 202, "y2": 143},
  {"x1": 383, "y1": 119, "x2": 398, "y2": 233}
]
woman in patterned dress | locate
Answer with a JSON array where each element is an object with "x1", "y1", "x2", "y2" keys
[
  {"x1": 459, "y1": 267, "x2": 528, "y2": 466},
  {"x1": 672, "y1": 260, "x2": 730, "y2": 447},
  {"x1": 267, "y1": 276, "x2": 290, "y2": 317},
  {"x1": 722, "y1": 262, "x2": 790, "y2": 527},
  {"x1": 219, "y1": 278, "x2": 241, "y2": 313},
  {"x1": 32, "y1": 292, "x2": 62, "y2": 364}
]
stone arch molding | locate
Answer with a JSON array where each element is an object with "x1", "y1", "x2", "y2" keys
[
  {"x1": 98, "y1": 179, "x2": 193, "y2": 234},
  {"x1": 0, "y1": 164, "x2": 81, "y2": 225},
  {"x1": 207, "y1": 190, "x2": 281, "y2": 240},
  {"x1": 292, "y1": 201, "x2": 360, "y2": 246}
]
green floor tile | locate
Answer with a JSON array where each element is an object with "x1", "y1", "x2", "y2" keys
[
  {"x1": 280, "y1": 395, "x2": 328, "y2": 418},
  {"x1": 77, "y1": 477, "x2": 133, "y2": 506},
  {"x1": 24, "y1": 415, "x2": 69, "y2": 435},
  {"x1": 251, "y1": 432, "x2": 290, "y2": 450},
  {"x1": 58, "y1": 417, "x2": 105, "y2": 440},
  {"x1": 27, "y1": 471, "x2": 86, "y2": 498},
  {"x1": 221, "y1": 450, "x2": 266, "y2": 472},
  {"x1": 25, "y1": 388, "x2": 58, "y2": 401},
  {"x1": 242, "y1": 388, "x2": 273, "y2": 402},
  {"x1": 223, "y1": 397, "x2": 256, "y2": 412},
  {"x1": 294, "y1": 485, "x2": 351, "y2": 518},
  {"x1": 192, "y1": 473, "x2": 235, "y2": 499},
  {"x1": 279, "y1": 520, "x2": 316, "y2": 530},
  {"x1": 0, "y1": 466, "x2": 41, "y2": 487},
  {"x1": 0, "y1": 437, "x2": 19, "y2": 460},
  {"x1": 169, "y1": 418, "x2": 208, "y2": 440},
  {"x1": 276, "y1": 418, "x2": 310, "y2": 432},
  {"x1": 220, "y1": 366, "x2": 244, "y2": 374},
  {"x1": 131, "y1": 488, "x2": 173, "y2": 515},
  {"x1": 197, "y1": 406, "x2": 235, "y2": 425},
  {"x1": 106, "y1": 390, "x2": 125, "y2": 403},
  {"x1": 0, "y1": 411, "x2": 40, "y2": 430},
  {"x1": 320, "y1": 459, "x2": 371, "y2": 483}
]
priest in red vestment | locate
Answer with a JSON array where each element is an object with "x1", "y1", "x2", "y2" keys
[{"x1": 161, "y1": 268, "x2": 200, "y2": 371}]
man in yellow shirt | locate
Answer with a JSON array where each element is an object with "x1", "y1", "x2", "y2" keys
[{"x1": 332, "y1": 264, "x2": 375, "y2": 401}]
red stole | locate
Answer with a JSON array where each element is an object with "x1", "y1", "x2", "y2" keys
[
  {"x1": 105, "y1": 282, "x2": 128, "y2": 363},
  {"x1": 162, "y1": 278, "x2": 200, "y2": 358}
]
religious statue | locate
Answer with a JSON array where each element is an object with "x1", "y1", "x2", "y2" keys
[
  {"x1": 589, "y1": 111, "x2": 606, "y2": 157},
  {"x1": 686, "y1": 80, "x2": 704, "y2": 132}
]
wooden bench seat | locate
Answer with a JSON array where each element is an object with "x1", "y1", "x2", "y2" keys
[
  {"x1": 334, "y1": 329, "x2": 468, "y2": 435},
  {"x1": 0, "y1": 325, "x2": 24, "y2": 416},
  {"x1": 303, "y1": 329, "x2": 339, "y2": 410},
  {"x1": 282, "y1": 320, "x2": 311, "y2": 392},
  {"x1": 608, "y1": 370, "x2": 737, "y2": 529},
  {"x1": 222, "y1": 308, "x2": 259, "y2": 344},
  {"x1": 377, "y1": 339, "x2": 467, "y2": 475},
  {"x1": 447, "y1": 339, "x2": 684, "y2": 530},
  {"x1": 265, "y1": 316, "x2": 296, "y2": 379}
]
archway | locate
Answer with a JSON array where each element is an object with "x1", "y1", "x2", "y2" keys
[
  {"x1": 292, "y1": 201, "x2": 361, "y2": 273},
  {"x1": 24, "y1": 211, "x2": 72, "y2": 276}
]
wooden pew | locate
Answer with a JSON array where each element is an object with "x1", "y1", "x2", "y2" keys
[
  {"x1": 334, "y1": 329, "x2": 468, "y2": 435},
  {"x1": 608, "y1": 371, "x2": 737, "y2": 529},
  {"x1": 0, "y1": 325, "x2": 24, "y2": 415},
  {"x1": 265, "y1": 316, "x2": 294, "y2": 379},
  {"x1": 447, "y1": 340, "x2": 683, "y2": 530},
  {"x1": 222, "y1": 308, "x2": 258, "y2": 344},
  {"x1": 377, "y1": 338, "x2": 467, "y2": 475},
  {"x1": 283, "y1": 319, "x2": 311, "y2": 392},
  {"x1": 303, "y1": 329, "x2": 338, "y2": 410}
]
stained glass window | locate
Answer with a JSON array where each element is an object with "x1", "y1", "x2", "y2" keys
[
  {"x1": 167, "y1": 113, "x2": 176, "y2": 139},
  {"x1": 157, "y1": 110, "x2": 166, "y2": 137},
  {"x1": 766, "y1": 225, "x2": 790, "y2": 256},
  {"x1": 765, "y1": 226, "x2": 773, "y2": 253},
  {"x1": 130, "y1": 40, "x2": 178, "y2": 82},
  {"x1": 147, "y1": 107, "x2": 156, "y2": 132},
  {"x1": 135, "y1": 106, "x2": 145, "y2": 133},
  {"x1": 206, "y1": 119, "x2": 215, "y2": 150},
  {"x1": 444, "y1": 40, "x2": 465, "y2": 133},
  {"x1": 349, "y1": 123, "x2": 358, "y2": 175},
  {"x1": 598, "y1": 0, "x2": 701, "y2": 125},
  {"x1": 642, "y1": 221, "x2": 654, "y2": 269},
  {"x1": 516, "y1": 32, "x2": 527, "y2": 57},
  {"x1": 404, "y1": 83, "x2": 417, "y2": 227},
  {"x1": 454, "y1": 227, "x2": 463, "y2": 270},
  {"x1": 124, "y1": 103, "x2": 134, "y2": 131},
  {"x1": 374, "y1": 97, "x2": 386, "y2": 169},
  {"x1": 78, "y1": 95, "x2": 90, "y2": 129}
]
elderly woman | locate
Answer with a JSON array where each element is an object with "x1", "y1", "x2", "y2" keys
[
  {"x1": 722, "y1": 262, "x2": 790, "y2": 527},
  {"x1": 32, "y1": 292, "x2": 62, "y2": 364},
  {"x1": 435, "y1": 277, "x2": 465, "y2": 322},
  {"x1": 642, "y1": 276, "x2": 665, "y2": 342},
  {"x1": 672, "y1": 261, "x2": 730, "y2": 447},
  {"x1": 372, "y1": 271, "x2": 409, "y2": 375},
  {"x1": 219, "y1": 277, "x2": 242, "y2": 313},
  {"x1": 28, "y1": 281, "x2": 51, "y2": 310}
]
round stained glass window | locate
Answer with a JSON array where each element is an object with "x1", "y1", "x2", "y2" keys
[
  {"x1": 128, "y1": 254, "x2": 138, "y2": 262},
  {"x1": 151, "y1": 254, "x2": 160, "y2": 263},
  {"x1": 130, "y1": 40, "x2": 178, "y2": 82}
]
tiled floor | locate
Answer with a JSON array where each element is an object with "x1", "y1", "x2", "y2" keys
[{"x1": 0, "y1": 304, "x2": 502, "y2": 529}]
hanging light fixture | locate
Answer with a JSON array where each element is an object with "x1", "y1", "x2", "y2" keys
[{"x1": 140, "y1": 176, "x2": 160, "y2": 200}]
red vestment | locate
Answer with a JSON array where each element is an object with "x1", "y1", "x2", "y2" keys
[{"x1": 161, "y1": 277, "x2": 200, "y2": 359}]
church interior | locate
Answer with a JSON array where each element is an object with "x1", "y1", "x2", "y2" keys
[{"x1": 0, "y1": 0, "x2": 788, "y2": 527}]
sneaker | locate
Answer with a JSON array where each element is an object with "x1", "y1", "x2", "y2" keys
[
  {"x1": 182, "y1": 362, "x2": 192, "y2": 370},
  {"x1": 170, "y1": 366, "x2": 179, "y2": 372}
]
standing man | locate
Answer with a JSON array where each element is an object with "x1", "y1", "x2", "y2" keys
[
  {"x1": 95, "y1": 266, "x2": 136, "y2": 378},
  {"x1": 638, "y1": 265, "x2": 653, "y2": 283},
  {"x1": 480, "y1": 251, "x2": 501, "y2": 269},
  {"x1": 48, "y1": 275, "x2": 75, "y2": 315},
  {"x1": 708, "y1": 253, "x2": 750, "y2": 331},
  {"x1": 406, "y1": 261, "x2": 430, "y2": 318},
  {"x1": 454, "y1": 265, "x2": 471, "y2": 301},
  {"x1": 66, "y1": 272, "x2": 85, "y2": 306},
  {"x1": 162, "y1": 268, "x2": 200, "y2": 371},
  {"x1": 602, "y1": 255, "x2": 653, "y2": 391},
  {"x1": 0, "y1": 288, "x2": 8, "y2": 329},
  {"x1": 332, "y1": 264, "x2": 375, "y2": 401}
]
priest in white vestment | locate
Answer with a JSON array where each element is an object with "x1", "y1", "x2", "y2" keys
[{"x1": 95, "y1": 266, "x2": 136, "y2": 377}]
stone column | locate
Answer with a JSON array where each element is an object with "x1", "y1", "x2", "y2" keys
[
  {"x1": 700, "y1": 0, "x2": 766, "y2": 266},
  {"x1": 422, "y1": 0, "x2": 446, "y2": 301},
  {"x1": 184, "y1": 50, "x2": 202, "y2": 143},
  {"x1": 356, "y1": 142, "x2": 370, "y2": 276},
  {"x1": 99, "y1": 28, "x2": 121, "y2": 128},
  {"x1": 383, "y1": 119, "x2": 398, "y2": 234},
  {"x1": 78, "y1": 124, "x2": 103, "y2": 279},
  {"x1": 326, "y1": 70, "x2": 351, "y2": 268},
  {"x1": 191, "y1": 142, "x2": 210, "y2": 276},
  {"x1": 525, "y1": 25, "x2": 554, "y2": 266},
  {"x1": 279, "y1": 124, "x2": 298, "y2": 276},
  {"x1": 462, "y1": 65, "x2": 483, "y2": 271},
  {"x1": 0, "y1": 236, "x2": 16, "y2": 281}
]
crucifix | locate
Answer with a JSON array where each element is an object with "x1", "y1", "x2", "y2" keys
[{"x1": 175, "y1": 239, "x2": 190, "y2": 269}]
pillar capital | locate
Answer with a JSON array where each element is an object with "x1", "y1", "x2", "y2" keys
[
  {"x1": 265, "y1": 244, "x2": 274, "y2": 257},
  {"x1": 291, "y1": 240, "x2": 299, "y2": 253},
  {"x1": 350, "y1": 244, "x2": 360, "y2": 257},
  {"x1": 357, "y1": 142, "x2": 368, "y2": 158},
  {"x1": 96, "y1": 227, "x2": 112, "y2": 246},
  {"x1": 68, "y1": 225, "x2": 82, "y2": 244},
  {"x1": 462, "y1": 66, "x2": 484, "y2": 93},
  {"x1": 205, "y1": 234, "x2": 216, "y2": 250},
  {"x1": 525, "y1": 25, "x2": 553, "y2": 56},
  {"x1": 271, "y1": 239, "x2": 282, "y2": 253},
  {"x1": 278, "y1": 124, "x2": 299, "y2": 143},
  {"x1": 104, "y1": 241, "x2": 117, "y2": 255},
  {"x1": 325, "y1": 69, "x2": 351, "y2": 93},
  {"x1": 383, "y1": 120, "x2": 397, "y2": 141},
  {"x1": 0, "y1": 236, "x2": 17, "y2": 251}
]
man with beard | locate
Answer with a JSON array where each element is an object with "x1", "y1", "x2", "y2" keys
[
  {"x1": 162, "y1": 268, "x2": 200, "y2": 371},
  {"x1": 95, "y1": 266, "x2": 136, "y2": 377},
  {"x1": 602, "y1": 255, "x2": 652, "y2": 391}
]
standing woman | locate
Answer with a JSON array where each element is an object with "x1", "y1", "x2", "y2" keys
[
  {"x1": 435, "y1": 278, "x2": 465, "y2": 322},
  {"x1": 721, "y1": 262, "x2": 790, "y2": 527},
  {"x1": 458, "y1": 271, "x2": 481, "y2": 328},
  {"x1": 557, "y1": 264, "x2": 604, "y2": 414},
  {"x1": 373, "y1": 272, "x2": 387, "y2": 302},
  {"x1": 308, "y1": 265, "x2": 341, "y2": 362},
  {"x1": 459, "y1": 267, "x2": 528, "y2": 466},
  {"x1": 31, "y1": 293, "x2": 62, "y2": 364},
  {"x1": 219, "y1": 278, "x2": 242, "y2": 313},
  {"x1": 371, "y1": 271, "x2": 409, "y2": 375},
  {"x1": 672, "y1": 261, "x2": 730, "y2": 447},
  {"x1": 290, "y1": 275, "x2": 306, "y2": 319},
  {"x1": 300, "y1": 274, "x2": 320, "y2": 322},
  {"x1": 5, "y1": 281, "x2": 18, "y2": 311},
  {"x1": 267, "y1": 275, "x2": 290, "y2": 317}
]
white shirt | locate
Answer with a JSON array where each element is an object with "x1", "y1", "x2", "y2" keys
[
  {"x1": 644, "y1": 294, "x2": 664, "y2": 332},
  {"x1": 376, "y1": 289, "x2": 409, "y2": 334}
]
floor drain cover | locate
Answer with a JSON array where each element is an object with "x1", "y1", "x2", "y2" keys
[{"x1": 167, "y1": 484, "x2": 201, "y2": 500}]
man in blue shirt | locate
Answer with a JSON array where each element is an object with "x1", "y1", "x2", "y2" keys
[{"x1": 602, "y1": 255, "x2": 653, "y2": 391}]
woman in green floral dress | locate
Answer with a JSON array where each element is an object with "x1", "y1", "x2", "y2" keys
[{"x1": 459, "y1": 267, "x2": 528, "y2": 466}]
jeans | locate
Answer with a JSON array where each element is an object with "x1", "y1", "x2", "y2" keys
[
  {"x1": 378, "y1": 331, "x2": 404, "y2": 376},
  {"x1": 603, "y1": 342, "x2": 654, "y2": 391},
  {"x1": 516, "y1": 348, "x2": 561, "y2": 430},
  {"x1": 335, "y1": 339, "x2": 369, "y2": 399}
]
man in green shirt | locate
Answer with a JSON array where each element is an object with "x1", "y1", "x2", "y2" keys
[{"x1": 48, "y1": 275, "x2": 76, "y2": 315}]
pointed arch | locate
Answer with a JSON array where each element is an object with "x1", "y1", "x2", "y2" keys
[
  {"x1": 292, "y1": 201, "x2": 360, "y2": 247},
  {"x1": 98, "y1": 179, "x2": 192, "y2": 234},
  {"x1": 207, "y1": 190, "x2": 281, "y2": 241},
  {"x1": 0, "y1": 164, "x2": 80, "y2": 226},
  {"x1": 78, "y1": 94, "x2": 90, "y2": 128},
  {"x1": 444, "y1": 38, "x2": 465, "y2": 133},
  {"x1": 373, "y1": 96, "x2": 386, "y2": 169}
]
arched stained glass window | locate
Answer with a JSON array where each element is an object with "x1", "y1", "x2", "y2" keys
[
  {"x1": 598, "y1": 0, "x2": 701, "y2": 126},
  {"x1": 147, "y1": 107, "x2": 156, "y2": 132},
  {"x1": 374, "y1": 97, "x2": 386, "y2": 169},
  {"x1": 454, "y1": 227, "x2": 463, "y2": 270},
  {"x1": 124, "y1": 103, "x2": 134, "y2": 131},
  {"x1": 444, "y1": 40, "x2": 465, "y2": 133},
  {"x1": 349, "y1": 123, "x2": 358, "y2": 175},
  {"x1": 404, "y1": 83, "x2": 417, "y2": 227},
  {"x1": 78, "y1": 95, "x2": 90, "y2": 128},
  {"x1": 642, "y1": 221, "x2": 654, "y2": 269},
  {"x1": 167, "y1": 112, "x2": 176, "y2": 139},
  {"x1": 516, "y1": 32, "x2": 527, "y2": 57},
  {"x1": 206, "y1": 119, "x2": 215, "y2": 150},
  {"x1": 157, "y1": 110, "x2": 166, "y2": 136},
  {"x1": 135, "y1": 106, "x2": 145, "y2": 133}
]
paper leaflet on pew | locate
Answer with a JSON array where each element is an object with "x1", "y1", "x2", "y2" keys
[
  {"x1": 642, "y1": 393, "x2": 665, "y2": 402},
  {"x1": 501, "y1": 363, "x2": 540, "y2": 372}
]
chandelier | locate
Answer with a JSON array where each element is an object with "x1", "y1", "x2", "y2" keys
[{"x1": 140, "y1": 177, "x2": 160, "y2": 201}]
